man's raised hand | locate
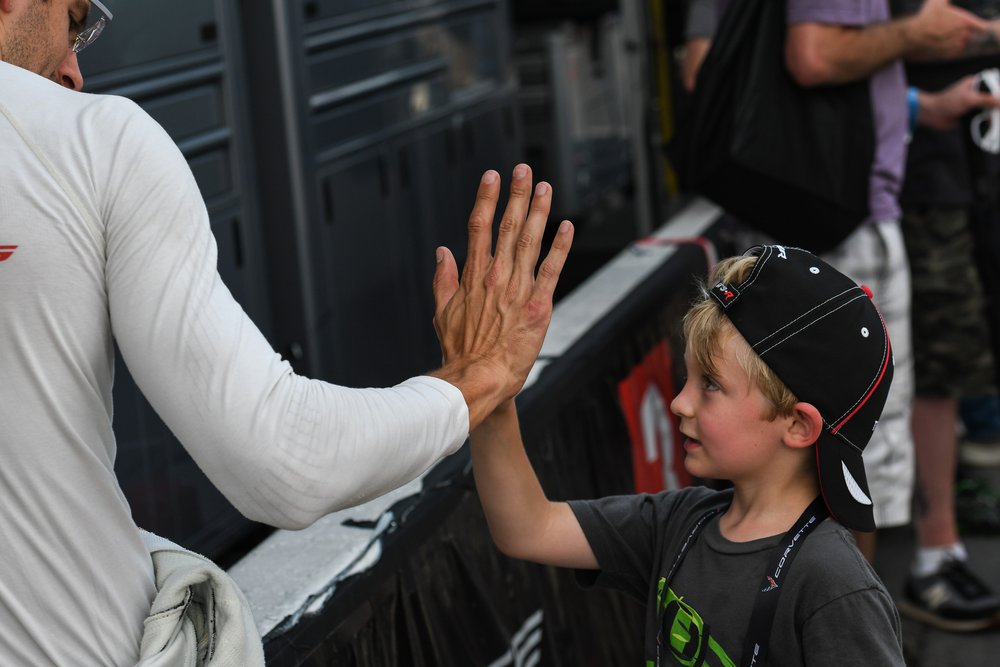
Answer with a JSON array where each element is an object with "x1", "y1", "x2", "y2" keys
[{"x1": 430, "y1": 164, "x2": 574, "y2": 430}]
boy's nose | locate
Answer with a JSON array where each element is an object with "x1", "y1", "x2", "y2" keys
[{"x1": 669, "y1": 383, "x2": 692, "y2": 419}]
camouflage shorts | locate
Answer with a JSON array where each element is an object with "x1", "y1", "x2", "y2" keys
[{"x1": 902, "y1": 207, "x2": 996, "y2": 398}]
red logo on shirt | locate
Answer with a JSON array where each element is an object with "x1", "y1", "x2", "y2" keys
[{"x1": 0, "y1": 246, "x2": 17, "y2": 262}]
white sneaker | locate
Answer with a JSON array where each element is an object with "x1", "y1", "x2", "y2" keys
[{"x1": 959, "y1": 438, "x2": 1000, "y2": 468}]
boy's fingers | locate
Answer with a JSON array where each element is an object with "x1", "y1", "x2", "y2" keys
[
  {"x1": 464, "y1": 171, "x2": 501, "y2": 281},
  {"x1": 531, "y1": 221, "x2": 574, "y2": 302},
  {"x1": 432, "y1": 246, "x2": 459, "y2": 318}
]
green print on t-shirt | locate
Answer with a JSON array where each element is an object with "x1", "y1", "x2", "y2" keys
[{"x1": 649, "y1": 579, "x2": 736, "y2": 667}]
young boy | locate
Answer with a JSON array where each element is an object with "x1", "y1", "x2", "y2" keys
[{"x1": 470, "y1": 245, "x2": 905, "y2": 666}]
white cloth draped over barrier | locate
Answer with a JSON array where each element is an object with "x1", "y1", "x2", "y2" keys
[{"x1": 137, "y1": 531, "x2": 264, "y2": 667}]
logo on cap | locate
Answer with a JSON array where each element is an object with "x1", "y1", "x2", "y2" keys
[
  {"x1": 710, "y1": 281, "x2": 740, "y2": 308},
  {"x1": 842, "y1": 462, "x2": 873, "y2": 505}
]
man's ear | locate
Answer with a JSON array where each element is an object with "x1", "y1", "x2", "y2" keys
[{"x1": 784, "y1": 402, "x2": 823, "y2": 449}]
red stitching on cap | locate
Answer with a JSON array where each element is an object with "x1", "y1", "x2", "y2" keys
[{"x1": 832, "y1": 336, "x2": 891, "y2": 434}]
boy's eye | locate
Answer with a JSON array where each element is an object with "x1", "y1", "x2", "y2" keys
[{"x1": 701, "y1": 376, "x2": 720, "y2": 392}]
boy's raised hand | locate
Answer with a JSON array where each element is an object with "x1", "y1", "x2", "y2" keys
[{"x1": 430, "y1": 164, "x2": 573, "y2": 430}]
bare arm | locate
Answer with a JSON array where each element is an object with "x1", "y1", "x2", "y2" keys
[
  {"x1": 682, "y1": 0, "x2": 716, "y2": 92},
  {"x1": 469, "y1": 401, "x2": 598, "y2": 569},
  {"x1": 786, "y1": 0, "x2": 986, "y2": 87},
  {"x1": 429, "y1": 165, "x2": 574, "y2": 431},
  {"x1": 682, "y1": 37, "x2": 712, "y2": 93}
]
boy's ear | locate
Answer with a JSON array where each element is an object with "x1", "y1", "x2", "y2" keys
[{"x1": 784, "y1": 402, "x2": 823, "y2": 449}]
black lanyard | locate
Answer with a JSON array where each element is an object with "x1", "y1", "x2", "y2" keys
[{"x1": 655, "y1": 496, "x2": 830, "y2": 667}]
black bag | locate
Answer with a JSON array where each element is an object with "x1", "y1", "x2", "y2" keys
[{"x1": 676, "y1": 0, "x2": 875, "y2": 254}]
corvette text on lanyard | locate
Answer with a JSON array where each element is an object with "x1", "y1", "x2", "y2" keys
[{"x1": 654, "y1": 496, "x2": 830, "y2": 667}]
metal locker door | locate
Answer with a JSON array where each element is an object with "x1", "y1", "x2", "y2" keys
[
  {"x1": 78, "y1": 0, "x2": 221, "y2": 76},
  {"x1": 313, "y1": 148, "x2": 425, "y2": 388}
]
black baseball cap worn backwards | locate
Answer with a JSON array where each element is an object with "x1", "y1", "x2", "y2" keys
[{"x1": 709, "y1": 245, "x2": 893, "y2": 532}]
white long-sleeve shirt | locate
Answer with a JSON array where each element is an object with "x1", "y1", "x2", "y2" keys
[{"x1": 0, "y1": 60, "x2": 469, "y2": 665}]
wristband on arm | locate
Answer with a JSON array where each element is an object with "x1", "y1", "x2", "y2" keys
[{"x1": 907, "y1": 86, "x2": 919, "y2": 132}]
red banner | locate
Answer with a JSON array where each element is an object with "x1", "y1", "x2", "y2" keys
[{"x1": 617, "y1": 341, "x2": 693, "y2": 494}]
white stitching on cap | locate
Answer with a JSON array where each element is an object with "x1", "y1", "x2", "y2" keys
[
  {"x1": 830, "y1": 426, "x2": 864, "y2": 454},
  {"x1": 842, "y1": 462, "x2": 873, "y2": 505},
  {"x1": 758, "y1": 293, "x2": 888, "y2": 425},
  {"x1": 756, "y1": 292, "x2": 866, "y2": 355},
  {"x1": 753, "y1": 287, "x2": 857, "y2": 348},
  {"x1": 737, "y1": 246, "x2": 774, "y2": 293}
]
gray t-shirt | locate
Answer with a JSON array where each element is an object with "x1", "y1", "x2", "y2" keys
[{"x1": 569, "y1": 487, "x2": 905, "y2": 666}]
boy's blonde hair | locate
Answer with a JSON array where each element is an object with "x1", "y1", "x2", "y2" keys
[{"x1": 684, "y1": 255, "x2": 798, "y2": 420}]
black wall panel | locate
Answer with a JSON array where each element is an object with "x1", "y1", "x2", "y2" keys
[
  {"x1": 80, "y1": 0, "x2": 219, "y2": 76},
  {"x1": 243, "y1": 0, "x2": 519, "y2": 386},
  {"x1": 312, "y1": 147, "x2": 427, "y2": 387}
]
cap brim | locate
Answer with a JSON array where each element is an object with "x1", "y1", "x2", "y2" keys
[{"x1": 816, "y1": 430, "x2": 876, "y2": 532}]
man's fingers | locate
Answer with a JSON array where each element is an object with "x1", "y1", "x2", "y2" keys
[
  {"x1": 512, "y1": 181, "x2": 553, "y2": 289},
  {"x1": 464, "y1": 171, "x2": 501, "y2": 280},
  {"x1": 531, "y1": 220, "x2": 574, "y2": 303},
  {"x1": 432, "y1": 246, "x2": 460, "y2": 318},
  {"x1": 492, "y1": 164, "x2": 534, "y2": 277},
  {"x1": 955, "y1": 7, "x2": 990, "y2": 31},
  {"x1": 978, "y1": 91, "x2": 1000, "y2": 108}
]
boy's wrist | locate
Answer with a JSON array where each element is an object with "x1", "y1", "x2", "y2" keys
[
  {"x1": 483, "y1": 398, "x2": 517, "y2": 422},
  {"x1": 430, "y1": 359, "x2": 512, "y2": 431},
  {"x1": 472, "y1": 399, "x2": 518, "y2": 438}
]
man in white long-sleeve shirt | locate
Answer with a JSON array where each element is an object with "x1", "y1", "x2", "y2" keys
[{"x1": 0, "y1": 1, "x2": 575, "y2": 664}]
